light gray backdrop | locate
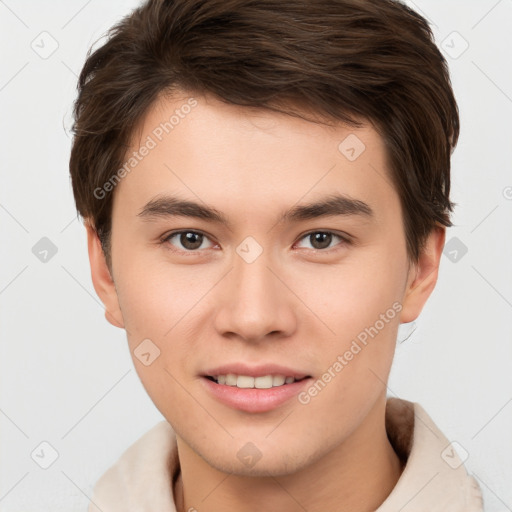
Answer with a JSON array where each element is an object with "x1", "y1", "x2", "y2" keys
[{"x1": 0, "y1": 0, "x2": 511, "y2": 510}]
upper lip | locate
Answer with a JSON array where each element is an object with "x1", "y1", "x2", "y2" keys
[{"x1": 202, "y1": 363, "x2": 311, "y2": 380}]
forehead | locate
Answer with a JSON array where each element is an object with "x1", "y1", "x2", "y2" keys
[{"x1": 112, "y1": 91, "x2": 397, "y2": 222}]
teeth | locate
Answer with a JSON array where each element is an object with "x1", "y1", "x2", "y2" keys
[
  {"x1": 225, "y1": 374, "x2": 237, "y2": 386},
  {"x1": 212, "y1": 374, "x2": 298, "y2": 388},
  {"x1": 273, "y1": 375, "x2": 286, "y2": 386}
]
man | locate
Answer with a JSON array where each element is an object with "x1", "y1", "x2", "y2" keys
[{"x1": 69, "y1": 0, "x2": 483, "y2": 510}]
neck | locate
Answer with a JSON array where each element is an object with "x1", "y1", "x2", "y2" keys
[{"x1": 173, "y1": 398, "x2": 404, "y2": 512}]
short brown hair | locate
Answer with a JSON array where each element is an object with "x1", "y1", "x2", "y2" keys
[{"x1": 69, "y1": 0, "x2": 459, "y2": 271}]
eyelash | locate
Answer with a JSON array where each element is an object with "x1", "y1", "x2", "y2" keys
[{"x1": 159, "y1": 229, "x2": 352, "y2": 255}]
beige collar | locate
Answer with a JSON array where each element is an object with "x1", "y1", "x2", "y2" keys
[{"x1": 88, "y1": 397, "x2": 483, "y2": 512}]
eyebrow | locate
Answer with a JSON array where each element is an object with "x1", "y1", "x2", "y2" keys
[{"x1": 137, "y1": 193, "x2": 373, "y2": 228}]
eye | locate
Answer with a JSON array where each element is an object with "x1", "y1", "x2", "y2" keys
[
  {"x1": 161, "y1": 230, "x2": 216, "y2": 253},
  {"x1": 160, "y1": 229, "x2": 351, "y2": 254},
  {"x1": 295, "y1": 231, "x2": 350, "y2": 251}
]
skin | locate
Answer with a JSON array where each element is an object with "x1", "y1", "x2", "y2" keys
[{"x1": 86, "y1": 91, "x2": 445, "y2": 512}]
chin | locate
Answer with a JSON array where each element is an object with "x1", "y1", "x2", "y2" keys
[{"x1": 198, "y1": 438, "x2": 320, "y2": 478}]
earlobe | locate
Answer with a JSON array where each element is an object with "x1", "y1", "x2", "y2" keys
[
  {"x1": 85, "y1": 222, "x2": 125, "y2": 329},
  {"x1": 400, "y1": 226, "x2": 446, "y2": 324}
]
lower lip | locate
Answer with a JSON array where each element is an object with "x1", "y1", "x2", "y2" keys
[{"x1": 201, "y1": 376, "x2": 312, "y2": 413}]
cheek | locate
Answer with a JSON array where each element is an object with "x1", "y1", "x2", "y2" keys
[
  {"x1": 113, "y1": 263, "x2": 200, "y2": 415},
  {"x1": 115, "y1": 253, "x2": 194, "y2": 334},
  {"x1": 114, "y1": 258, "x2": 220, "y2": 384},
  {"x1": 291, "y1": 262, "x2": 403, "y2": 424},
  {"x1": 291, "y1": 251, "x2": 406, "y2": 342}
]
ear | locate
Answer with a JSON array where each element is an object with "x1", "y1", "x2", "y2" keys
[
  {"x1": 400, "y1": 225, "x2": 446, "y2": 324},
  {"x1": 85, "y1": 221, "x2": 125, "y2": 329}
]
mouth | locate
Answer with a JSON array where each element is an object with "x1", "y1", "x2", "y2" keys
[
  {"x1": 201, "y1": 373, "x2": 313, "y2": 413},
  {"x1": 204, "y1": 374, "x2": 311, "y2": 389}
]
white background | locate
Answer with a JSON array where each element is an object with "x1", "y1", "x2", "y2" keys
[{"x1": 0, "y1": 0, "x2": 511, "y2": 510}]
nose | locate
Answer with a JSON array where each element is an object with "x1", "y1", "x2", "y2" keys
[{"x1": 213, "y1": 247, "x2": 297, "y2": 344}]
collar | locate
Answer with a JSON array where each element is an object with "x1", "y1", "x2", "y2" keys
[
  {"x1": 88, "y1": 397, "x2": 483, "y2": 512},
  {"x1": 376, "y1": 397, "x2": 483, "y2": 511}
]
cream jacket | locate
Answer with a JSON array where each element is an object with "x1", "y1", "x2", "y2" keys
[{"x1": 88, "y1": 397, "x2": 484, "y2": 511}]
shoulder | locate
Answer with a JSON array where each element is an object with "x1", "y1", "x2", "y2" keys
[{"x1": 88, "y1": 421, "x2": 179, "y2": 512}]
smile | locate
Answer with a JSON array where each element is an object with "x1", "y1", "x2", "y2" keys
[{"x1": 206, "y1": 374, "x2": 308, "y2": 389}]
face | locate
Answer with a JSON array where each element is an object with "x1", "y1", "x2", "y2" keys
[{"x1": 88, "y1": 91, "x2": 442, "y2": 477}]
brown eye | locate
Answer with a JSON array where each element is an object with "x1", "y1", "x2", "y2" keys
[
  {"x1": 179, "y1": 232, "x2": 204, "y2": 250},
  {"x1": 296, "y1": 231, "x2": 348, "y2": 251},
  {"x1": 309, "y1": 232, "x2": 333, "y2": 250},
  {"x1": 163, "y1": 231, "x2": 214, "y2": 252}
]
